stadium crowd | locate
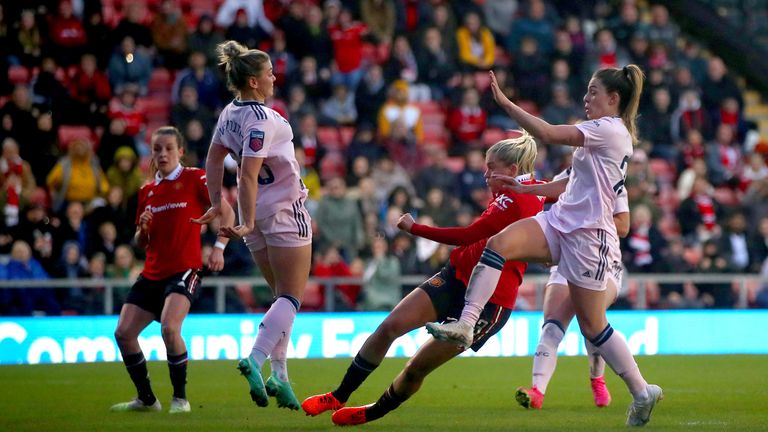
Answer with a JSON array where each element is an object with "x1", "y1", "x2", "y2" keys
[{"x1": 0, "y1": 0, "x2": 767, "y2": 316}]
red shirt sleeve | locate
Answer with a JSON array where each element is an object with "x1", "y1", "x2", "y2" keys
[{"x1": 410, "y1": 203, "x2": 518, "y2": 246}]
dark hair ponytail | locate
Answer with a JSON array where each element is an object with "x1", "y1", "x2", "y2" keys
[{"x1": 593, "y1": 64, "x2": 645, "y2": 144}]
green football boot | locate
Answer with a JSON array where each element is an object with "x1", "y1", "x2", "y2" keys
[
  {"x1": 237, "y1": 357, "x2": 269, "y2": 407},
  {"x1": 265, "y1": 371, "x2": 300, "y2": 410}
]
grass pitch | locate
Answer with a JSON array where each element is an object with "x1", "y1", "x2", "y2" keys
[{"x1": 1, "y1": 355, "x2": 766, "y2": 431}]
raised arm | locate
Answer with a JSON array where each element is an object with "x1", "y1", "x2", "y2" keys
[
  {"x1": 490, "y1": 71, "x2": 584, "y2": 147},
  {"x1": 397, "y1": 212, "x2": 505, "y2": 246}
]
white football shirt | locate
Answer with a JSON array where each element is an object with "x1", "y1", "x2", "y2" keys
[
  {"x1": 548, "y1": 116, "x2": 633, "y2": 236},
  {"x1": 212, "y1": 99, "x2": 308, "y2": 220}
]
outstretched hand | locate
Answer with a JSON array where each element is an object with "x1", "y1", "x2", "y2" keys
[
  {"x1": 397, "y1": 213, "x2": 415, "y2": 232},
  {"x1": 219, "y1": 223, "x2": 254, "y2": 239},
  {"x1": 489, "y1": 70, "x2": 513, "y2": 109},
  {"x1": 191, "y1": 206, "x2": 221, "y2": 225}
]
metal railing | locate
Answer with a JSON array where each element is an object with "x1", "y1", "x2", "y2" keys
[{"x1": 0, "y1": 273, "x2": 763, "y2": 314}]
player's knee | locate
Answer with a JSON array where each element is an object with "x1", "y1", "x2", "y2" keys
[
  {"x1": 161, "y1": 323, "x2": 181, "y2": 342},
  {"x1": 114, "y1": 327, "x2": 134, "y2": 346},
  {"x1": 486, "y1": 235, "x2": 505, "y2": 256},
  {"x1": 540, "y1": 320, "x2": 565, "y2": 345}
]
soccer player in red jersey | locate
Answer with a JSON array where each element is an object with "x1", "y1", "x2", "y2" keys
[
  {"x1": 301, "y1": 132, "x2": 545, "y2": 426},
  {"x1": 110, "y1": 126, "x2": 234, "y2": 414}
]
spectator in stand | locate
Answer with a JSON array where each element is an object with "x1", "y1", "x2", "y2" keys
[
  {"x1": 171, "y1": 85, "x2": 215, "y2": 139},
  {"x1": 385, "y1": 35, "x2": 420, "y2": 88},
  {"x1": 646, "y1": 4, "x2": 678, "y2": 51},
  {"x1": 361, "y1": 0, "x2": 395, "y2": 46},
  {"x1": 741, "y1": 153, "x2": 768, "y2": 191},
  {"x1": 108, "y1": 243, "x2": 143, "y2": 310},
  {"x1": 105, "y1": 146, "x2": 143, "y2": 202},
  {"x1": 354, "y1": 64, "x2": 387, "y2": 128},
  {"x1": 112, "y1": 3, "x2": 154, "y2": 49},
  {"x1": 639, "y1": 87, "x2": 675, "y2": 159},
  {"x1": 97, "y1": 118, "x2": 137, "y2": 172},
  {"x1": 83, "y1": 10, "x2": 111, "y2": 68},
  {"x1": 707, "y1": 123, "x2": 742, "y2": 187},
  {"x1": 697, "y1": 239, "x2": 735, "y2": 308},
  {"x1": 288, "y1": 56, "x2": 332, "y2": 106},
  {"x1": 268, "y1": 30, "x2": 296, "y2": 91},
  {"x1": 678, "y1": 176, "x2": 724, "y2": 242},
  {"x1": 187, "y1": 15, "x2": 224, "y2": 68},
  {"x1": 718, "y1": 211, "x2": 758, "y2": 273},
  {"x1": 10, "y1": 189, "x2": 58, "y2": 273},
  {"x1": 304, "y1": 5, "x2": 334, "y2": 67},
  {"x1": 312, "y1": 244, "x2": 360, "y2": 311},
  {"x1": 413, "y1": 145, "x2": 457, "y2": 199},
  {"x1": 752, "y1": 216, "x2": 768, "y2": 271},
  {"x1": 512, "y1": 36, "x2": 550, "y2": 106},
  {"x1": 0, "y1": 240, "x2": 58, "y2": 316},
  {"x1": 607, "y1": 1, "x2": 647, "y2": 50},
  {"x1": 377, "y1": 80, "x2": 423, "y2": 145},
  {"x1": 552, "y1": 28, "x2": 585, "y2": 81},
  {"x1": 108, "y1": 36, "x2": 153, "y2": 95},
  {"x1": 346, "y1": 123, "x2": 386, "y2": 166},
  {"x1": 150, "y1": 0, "x2": 189, "y2": 70},
  {"x1": 669, "y1": 65, "x2": 698, "y2": 107},
  {"x1": 224, "y1": 8, "x2": 261, "y2": 50},
  {"x1": 671, "y1": 89, "x2": 713, "y2": 143},
  {"x1": 0, "y1": 86, "x2": 37, "y2": 146},
  {"x1": 0, "y1": 138, "x2": 36, "y2": 228},
  {"x1": 701, "y1": 57, "x2": 743, "y2": 120},
  {"x1": 715, "y1": 97, "x2": 751, "y2": 140},
  {"x1": 183, "y1": 119, "x2": 212, "y2": 168},
  {"x1": 677, "y1": 156, "x2": 708, "y2": 201},
  {"x1": 277, "y1": 2, "x2": 311, "y2": 61},
  {"x1": 457, "y1": 148, "x2": 487, "y2": 208},
  {"x1": 315, "y1": 176, "x2": 366, "y2": 260},
  {"x1": 481, "y1": 68, "x2": 519, "y2": 130},
  {"x1": 171, "y1": 51, "x2": 221, "y2": 112},
  {"x1": 416, "y1": 26, "x2": 459, "y2": 102},
  {"x1": 587, "y1": 28, "x2": 630, "y2": 72},
  {"x1": 286, "y1": 86, "x2": 317, "y2": 130},
  {"x1": 370, "y1": 155, "x2": 415, "y2": 205},
  {"x1": 626, "y1": 31, "x2": 651, "y2": 76},
  {"x1": 46, "y1": 138, "x2": 109, "y2": 213},
  {"x1": 482, "y1": 0, "x2": 518, "y2": 41},
  {"x1": 89, "y1": 186, "x2": 135, "y2": 246},
  {"x1": 11, "y1": 9, "x2": 44, "y2": 69},
  {"x1": 108, "y1": 84, "x2": 148, "y2": 152},
  {"x1": 27, "y1": 113, "x2": 60, "y2": 185},
  {"x1": 329, "y1": 7, "x2": 368, "y2": 91},
  {"x1": 215, "y1": 0, "x2": 274, "y2": 39},
  {"x1": 447, "y1": 88, "x2": 486, "y2": 152},
  {"x1": 88, "y1": 221, "x2": 118, "y2": 264},
  {"x1": 68, "y1": 53, "x2": 112, "y2": 127},
  {"x1": 84, "y1": 252, "x2": 108, "y2": 314},
  {"x1": 54, "y1": 200, "x2": 90, "y2": 258},
  {"x1": 47, "y1": 0, "x2": 87, "y2": 66},
  {"x1": 541, "y1": 83, "x2": 582, "y2": 127},
  {"x1": 31, "y1": 57, "x2": 69, "y2": 114},
  {"x1": 359, "y1": 235, "x2": 401, "y2": 311},
  {"x1": 621, "y1": 204, "x2": 667, "y2": 273},
  {"x1": 506, "y1": 0, "x2": 555, "y2": 56},
  {"x1": 53, "y1": 240, "x2": 90, "y2": 312},
  {"x1": 292, "y1": 112, "x2": 323, "y2": 169},
  {"x1": 656, "y1": 236, "x2": 701, "y2": 309},
  {"x1": 420, "y1": 187, "x2": 458, "y2": 228},
  {"x1": 320, "y1": 84, "x2": 357, "y2": 126},
  {"x1": 455, "y1": 11, "x2": 495, "y2": 72},
  {"x1": 294, "y1": 145, "x2": 321, "y2": 205}
]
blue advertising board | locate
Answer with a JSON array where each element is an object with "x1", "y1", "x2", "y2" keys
[{"x1": 1, "y1": 310, "x2": 766, "y2": 365}]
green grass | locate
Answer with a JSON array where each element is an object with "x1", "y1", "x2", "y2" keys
[{"x1": 1, "y1": 356, "x2": 767, "y2": 431}]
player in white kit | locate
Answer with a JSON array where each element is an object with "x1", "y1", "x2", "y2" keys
[
  {"x1": 427, "y1": 65, "x2": 663, "y2": 427},
  {"x1": 193, "y1": 40, "x2": 311, "y2": 410},
  {"x1": 492, "y1": 168, "x2": 630, "y2": 410}
]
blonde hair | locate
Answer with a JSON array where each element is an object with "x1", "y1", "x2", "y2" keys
[
  {"x1": 216, "y1": 40, "x2": 271, "y2": 94},
  {"x1": 486, "y1": 130, "x2": 537, "y2": 174},
  {"x1": 593, "y1": 64, "x2": 645, "y2": 144}
]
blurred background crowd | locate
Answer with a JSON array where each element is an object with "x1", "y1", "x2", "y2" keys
[{"x1": 1, "y1": 0, "x2": 767, "y2": 316}]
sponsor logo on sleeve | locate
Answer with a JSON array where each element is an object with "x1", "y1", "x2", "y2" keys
[{"x1": 249, "y1": 130, "x2": 265, "y2": 152}]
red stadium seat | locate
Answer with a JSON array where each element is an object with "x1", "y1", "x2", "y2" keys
[
  {"x1": 148, "y1": 68, "x2": 172, "y2": 95},
  {"x1": 413, "y1": 101, "x2": 443, "y2": 115},
  {"x1": 481, "y1": 128, "x2": 505, "y2": 146},
  {"x1": 142, "y1": 95, "x2": 171, "y2": 123},
  {"x1": 649, "y1": 158, "x2": 676, "y2": 184},
  {"x1": 57, "y1": 126, "x2": 93, "y2": 149},
  {"x1": 339, "y1": 126, "x2": 355, "y2": 149},
  {"x1": 713, "y1": 187, "x2": 740, "y2": 206},
  {"x1": 317, "y1": 127, "x2": 341, "y2": 150},
  {"x1": 8, "y1": 66, "x2": 30, "y2": 85}
]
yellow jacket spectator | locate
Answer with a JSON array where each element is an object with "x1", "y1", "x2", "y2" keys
[
  {"x1": 456, "y1": 11, "x2": 495, "y2": 70},
  {"x1": 106, "y1": 146, "x2": 144, "y2": 201},
  {"x1": 377, "y1": 80, "x2": 423, "y2": 143},
  {"x1": 46, "y1": 138, "x2": 109, "y2": 212}
]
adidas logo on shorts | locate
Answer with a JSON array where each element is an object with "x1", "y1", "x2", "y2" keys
[{"x1": 582, "y1": 271, "x2": 591, "y2": 278}]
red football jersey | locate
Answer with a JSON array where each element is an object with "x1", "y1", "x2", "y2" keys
[
  {"x1": 136, "y1": 166, "x2": 210, "y2": 280},
  {"x1": 410, "y1": 180, "x2": 545, "y2": 309}
]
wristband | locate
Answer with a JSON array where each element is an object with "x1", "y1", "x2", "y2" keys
[{"x1": 213, "y1": 241, "x2": 226, "y2": 250}]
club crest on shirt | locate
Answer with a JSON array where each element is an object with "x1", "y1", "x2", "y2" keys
[
  {"x1": 249, "y1": 130, "x2": 265, "y2": 152},
  {"x1": 428, "y1": 276, "x2": 445, "y2": 287}
]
